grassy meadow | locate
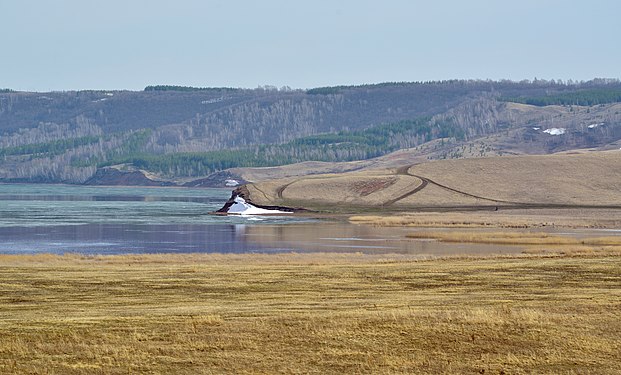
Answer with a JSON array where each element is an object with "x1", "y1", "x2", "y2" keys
[{"x1": 0, "y1": 252, "x2": 619, "y2": 374}]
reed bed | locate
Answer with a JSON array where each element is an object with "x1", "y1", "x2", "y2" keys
[
  {"x1": 349, "y1": 209, "x2": 621, "y2": 229},
  {"x1": 406, "y1": 231, "x2": 621, "y2": 246}
]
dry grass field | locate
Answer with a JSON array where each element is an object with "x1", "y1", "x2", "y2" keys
[
  {"x1": 1, "y1": 252, "x2": 620, "y2": 374},
  {"x1": 406, "y1": 151, "x2": 621, "y2": 206}
]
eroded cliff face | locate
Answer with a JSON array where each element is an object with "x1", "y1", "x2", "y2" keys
[
  {"x1": 83, "y1": 167, "x2": 175, "y2": 187},
  {"x1": 83, "y1": 167, "x2": 247, "y2": 188},
  {"x1": 183, "y1": 170, "x2": 246, "y2": 188}
]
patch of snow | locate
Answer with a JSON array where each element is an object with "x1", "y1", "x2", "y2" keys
[
  {"x1": 543, "y1": 128, "x2": 566, "y2": 136},
  {"x1": 227, "y1": 196, "x2": 292, "y2": 216},
  {"x1": 105, "y1": 92, "x2": 114, "y2": 96},
  {"x1": 202, "y1": 97, "x2": 227, "y2": 104},
  {"x1": 532, "y1": 127, "x2": 540, "y2": 130},
  {"x1": 225, "y1": 179, "x2": 239, "y2": 187},
  {"x1": 588, "y1": 123, "x2": 604, "y2": 129}
]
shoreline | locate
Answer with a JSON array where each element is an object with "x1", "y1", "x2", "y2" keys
[{"x1": 347, "y1": 207, "x2": 621, "y2": 229}]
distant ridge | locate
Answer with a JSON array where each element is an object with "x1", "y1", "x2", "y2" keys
[
  {"x1": 144, "y1": 85, "x2": 241, "y2": 92},
  {"x1": 1, "y1": 79, "x2": 620, "y2": 184}
]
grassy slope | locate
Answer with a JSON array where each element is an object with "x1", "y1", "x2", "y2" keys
[
  {"x1": 406, "y1": 151, "x2": 621, "y2": 205},
  {"x1": 0, "y1": 253, "x2": 619, "y2": 374},
  {"x1": 243, "y1": 151, "x2": 621, "y2": 211}
]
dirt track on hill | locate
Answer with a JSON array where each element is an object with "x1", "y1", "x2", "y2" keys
[
  {"x1": 377, "y1": 165, "x2": 428, "y2": 206},
  {"x1": 276, "y1": 180, "x2": 299, "y2": 199},
  {"x1": 395, "y1": 165, "x2": 523, "y2": 206},
  {"x1": 272, "y1": 164, "x2": 523, "y2": 208}
]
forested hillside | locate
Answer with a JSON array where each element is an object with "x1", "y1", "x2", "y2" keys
[{"x1": 1, "y1": 79, "x2": 620, "y2": 184}]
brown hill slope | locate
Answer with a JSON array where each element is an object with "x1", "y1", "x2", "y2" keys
[{"x1": 237, "y1": 151, "x2": 621, "y2": 212}]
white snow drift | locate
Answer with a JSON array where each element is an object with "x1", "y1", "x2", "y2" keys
[
  {"x1": 543, "y1": 128, "x2": 566, "y2": 136},
  {"x1": 227, "y1": 196, "x2": 291, "y2": 216}
]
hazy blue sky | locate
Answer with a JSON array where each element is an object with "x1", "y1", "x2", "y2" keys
[{"x1": 1, "y1": 0, "x2": 620, "y2": 91}]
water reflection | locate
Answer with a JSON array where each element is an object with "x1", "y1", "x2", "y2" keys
[
  {"x1": 0, "y1": 222, "x2": 527, "y2": 256},
  {"x1": 0, "y1": 223, "x2": 281, "y2": 254},
  {"x1": 237, "y1": 223, "x2": 526, "y2": 256}
]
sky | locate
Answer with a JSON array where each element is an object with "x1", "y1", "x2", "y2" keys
[{"x1": 1, "y1": 0, "x2": 620, "y2": 91}]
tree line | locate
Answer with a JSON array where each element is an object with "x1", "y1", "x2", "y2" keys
[
  {"x1": 144, "y1": 85, "x2": 240, "y2": 92},
  {"x1": 98, "y1": 118, "x2": 463, "y2": 177},
  {"x1": 501, "y1": 88, "x2": 621, "y2": 106}
]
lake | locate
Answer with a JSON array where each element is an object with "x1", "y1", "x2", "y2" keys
[
  {"x1": 0, "y1": 184, "x2": 307, "y2": 254},
  {"x1": 1, "y1": 184, "x2": 614, "y2": 256}
]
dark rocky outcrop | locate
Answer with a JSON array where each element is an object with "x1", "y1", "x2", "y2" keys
[
  {"x1": 215, "y1": 186, "x2": 251, "y2": 213},
  {"x1": 214, "y1": 185, "x2": 307, "y2": 214}
]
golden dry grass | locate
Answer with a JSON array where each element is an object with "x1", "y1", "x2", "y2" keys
[
  {"x1": 406, "y1": 231, "x2": 621, "y2": 245},
  {"x1": 349, "y1": 208, "x2": 621, "y2": 229},
  {"x1": 405, "y1": 231, "x2": 621, "y2": 257},
  {"x1": 0, "y1": 252, "x2": 620, "y2": 374},
  {"x1": 350, "y1": 213, "x2": 538, "y2": 228}
]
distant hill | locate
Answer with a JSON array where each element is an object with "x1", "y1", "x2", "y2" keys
[
  {"x1": 235, "y1": 151, "x2": 621, "y2": 212},
  {"x1": 1, "y1": 79, "x2": 620, "y2": 184}
]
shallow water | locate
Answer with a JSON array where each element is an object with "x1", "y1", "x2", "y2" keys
[
  {"x1": 0, "y1": 184, "x2": 616, "y2": 256},
  {"x1": 0, "y1": 184, "x2": 312, "y2": 254}
]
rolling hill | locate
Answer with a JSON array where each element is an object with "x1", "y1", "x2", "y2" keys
[
  {"x1": 232, "y1": 151, "x2": 621, "y2": 212},
  {"x1": 1, "y1": 79, "x2": 621, "y2": 184}
]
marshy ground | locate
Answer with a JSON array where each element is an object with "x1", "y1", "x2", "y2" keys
[{"x1": 0, "y1": 251, "x2": 619, "y2": 374}]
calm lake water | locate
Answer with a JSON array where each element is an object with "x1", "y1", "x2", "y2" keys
[{"x1": 1, "y1": 184, "x2": 615, "y2": 256}]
